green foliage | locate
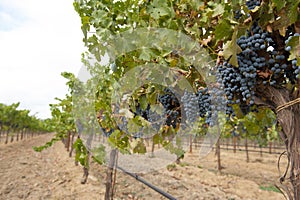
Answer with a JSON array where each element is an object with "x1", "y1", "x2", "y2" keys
[
  {"x1": 62, "y1": 0, "x2": 300, "y2": 161},
  {"x1": 223, "y1": 28, "x2": 242, "y2": 66},
  {"x1": 91, "y1": 144, "x2": 106, "y2": 165},
  {"x1": 166, "y1": 163, "x2": 176, "y2": 171},
  {"x1": 73, "y1": 138, "x2": 89, "y2": 167},
  {"x1": 0, "y1": 102, "x2": 51, "y2": 136},
  {"x1": 235, "y1": 108, "x2": 279, "y2": 146},
  {"x1": 259, "y1": 185, "x2": 281, "y2": 193},
  {"x1": 33, "y1": 134, "x2": 63, "y2": 152}
]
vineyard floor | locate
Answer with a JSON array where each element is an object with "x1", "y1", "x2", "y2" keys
[{"x1": 0, "y1": 134, "x2": 286, "y2": 200}]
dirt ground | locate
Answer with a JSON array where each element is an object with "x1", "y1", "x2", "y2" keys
[{"x1": 0, "y1": 133, "x2": 287, "y2": 200}]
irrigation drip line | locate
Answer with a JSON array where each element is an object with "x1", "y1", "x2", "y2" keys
[
  {"x1": 214, "y1": 146, "x2": 282, "y2": 154},
  {"x1": 117, "y1": 166, "x2": 177, "y2": 200},
  {"x1": 194, "y1": 142, "x2": 286, "y2": 150}
]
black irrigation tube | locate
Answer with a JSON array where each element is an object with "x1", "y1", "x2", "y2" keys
[
  {"x1": 117, "y1": 166, "x2": 177, "y2": 200},
  {"x1": 208, "y1": 146, "x2": 283, "y2": 155},
  {"x1": 219, "y1": 144, "x2": 286, "y2": 150},
  {"x1": 194, "y1": 142, "x2": 286, "y2": 150}
]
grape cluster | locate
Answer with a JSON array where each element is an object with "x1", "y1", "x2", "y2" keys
[
  {"x1": 217, "y1": 19, "x2": 299, "y2": 116},
  {"x1": 292, "y1": 60, "x2": 300, "y2": 80},
  {"x1": 224, "y1": 22, "x2": 272, "y2": 104},
  {"x1": 285, "y1": 33, "x2": 300, "y2": 81},
  {"x1": 133, "y1": 103, "x2": 150, "y2": 120},
  {"x1": 246, "y1": 0, "x2": 260, "y2": 10},
  {"x1": 204, "y1": 87, "x2": 227, "y2": 126},
  {"x1": 181, "y1": 90, "x2": 199, "y2": 123},
  {"x1": 146, "y1": 109, "x2": 164, "y2": 131},
  {"x1": 180, "y1": 87, "x2": 227, "y2": 127},
  {"x1": 196, "y1": 88, "x2": 210, "y2": 117},
  {"x1": 158, "y1": 88, "x2": 180, "y2": 128}
]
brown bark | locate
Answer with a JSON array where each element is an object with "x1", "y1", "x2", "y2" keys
[
  {"x1": 226, "y1": 138, "x2": 229, "y2": 150},
  {"x1": 69, "y1": 132, "x2": 76, "y2": 157},
  {"x1": 255, "y1": 85, "x2": 300, "y2": 199},
  {"x1": 81, "y1": 152, "x2": 90, "y2": 184},
  {"x1": 245, "y1": 137, "x2": 249, "y2": 162},
  {"x1": 66, "y1": 132, "x2": 71, "y2": 152},
  {"x1": 5, "y1": 130, "x2": 9, "y2": 144},
  {"x1": 189, "y1": 134, "x2": 193, "y2": 153},
  {"x1": 16, "y1": 131, "x2": 19, "y2": 141},
  {"x1": 151, "y1": 140, "x2": 155, "y2": 158},
  {"x1": 105, "y1": 149, "x2": 118, "y2": 200},
  {"x1": 216, "y1": 138, "x2": 221, "y2": 171},
  {"x1": 233, "y1": 136, "x2": 237, "y2": 153},
  {"x1": 20, "y1": 129, "x2": 24, "y2": 140},
  {"x1": 10, "y1": 132, "x2": 14, "y2": 143}
]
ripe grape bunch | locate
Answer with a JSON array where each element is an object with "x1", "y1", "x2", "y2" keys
[
  {"x1": 217, "y1": 0, "x2": 300, "y2": 117},
  {"x1": 246, "y1": 0, "x2": 260, "y2": 10},
  {"x1": 181, "y1": 87, "x2": 227, "y2": 127},
  {"x1": 285, "y1": 33, "x2": 300, "y2": 80},
  {"x1": 181, "y1": 90, "x2": 199, "y2": 123},
  {"x1": 158, "y1": 88, "x2": 180, "y2": 128},
  {"x1": 131, "y1": 102, "x2": 164, "y2": 133}
]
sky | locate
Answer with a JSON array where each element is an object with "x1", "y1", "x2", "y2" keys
[{"x1": 0, "y1": 0, "x2": 85, "y2": 119}]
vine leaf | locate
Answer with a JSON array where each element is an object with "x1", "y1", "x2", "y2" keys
[
  {"x1": 286, "y1": 36, "x2": 300, "y2": 61},
  {"x1": 212, "y1": 4, "x2": 224, "y2": 18},
  {"x1": 215, "y1": 19, "x2": 233, "y2": 41},
  {"x1": 272, "y1": 0, "x2": 286, "y2": 11},
  {"x1": 223, "y1": 29, "x2": 242, "y2": 67}
]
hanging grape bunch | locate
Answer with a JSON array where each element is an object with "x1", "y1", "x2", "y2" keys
[
  {"x1": 217, "y1": 0, "x2": 300, "y2": 117},
  {"x1": 158, "y1": 88, "x2": 181, "y2": 129},
  {"x1": 180, "y1": 87, "x2": 227, "y2": 127}
]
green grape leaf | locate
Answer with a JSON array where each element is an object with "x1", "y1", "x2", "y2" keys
[
  {"x1": 139, "y1": 95, "x2": 148, "y2": 110},
  {"x1": 286, "y1": 36, "x2": 300, "y2": 61},
  {"x1": 132, "y1": 139, "x2": 147, "y2": 154},
  {"x1": 287, "y1": 1, "x2": 300, "y2": 25},
  {"x1": 139, "y1": 48, "x2": 152, "y2": 61},
  {"x1": 92, "y1": 144, "x2": 106, "y2": 165},
  {"x1": 212, "y1": 4, "x2": 225, "y2": 18},
  {"x1": 215, "y1": 19, "x2": 233, "y2": 40},
  {"x1": 272, "y1": 0, "x2": 286, "y2": 11},
  {"x1": 223, "y1": 29, "x2": 242, "y2": 67}
]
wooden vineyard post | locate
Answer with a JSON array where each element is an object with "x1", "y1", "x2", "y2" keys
[
  {"x1": 81, "y1": 152, "x2": 90, "y2": 184},
  {"x1": 20, "y1": 129, "x2": 24, "y2": 140},
  {"x1": 5, "y1": 130, "x2": 9, "y2": 144},
  {"x1": 16, "y1": 131, "x2": 19, "y2": 142},
  {"x1": 194, "y1": 136, "x2": 198, "y2": 149},
  {"x1": 10, "y1": 132, "x2": 14, "y2": 143},
  {"x1": 66, "y1": 132, "x2": 71, "y2": 152},
  {"x1": 69, "y1": 132, "x2": 76, "y2": 157},
  {"x1": 216, "y1": 138, "x2": 221, "y2": 171},
  {"x1": 233, "y1": 136, "x2": 237, "y2": 153},
  {"x1": 226, "y1": 138, "x2": 229, "y2": 150},
  {"x1": 151, "y1": 139, "x2": 155, "y2": 158},
  {"x1": 189, "y1": 134, "x2": 193, "y2": 153},
  {"x1": 245, "y1": 136, "x2": 249, "y2": 163},
  {"x1": 105, "y1": 149, "x2": 118, "y2": 200},
  {"x1": 216, "y1": 124, "x2": 221, "y2": 171}
]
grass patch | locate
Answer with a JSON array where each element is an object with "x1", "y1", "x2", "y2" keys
[
  {"x1": 178, "y1": 162, "x2": 190, "y2": 167},
  {"x1": 259, "y1": 185, "x2": 281, "y2": 193},
  {"x1": 166, "y1": 164, "x2": 176, "y2": 171}
]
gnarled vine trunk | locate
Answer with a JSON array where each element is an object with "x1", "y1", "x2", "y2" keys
[{"x1": 256, "y1": 85, "x2": 300, "y2": 199}]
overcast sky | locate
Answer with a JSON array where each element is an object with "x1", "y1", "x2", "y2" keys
[{"x1": 0, "y1": 0, "x2": 85, "y2": 119}]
